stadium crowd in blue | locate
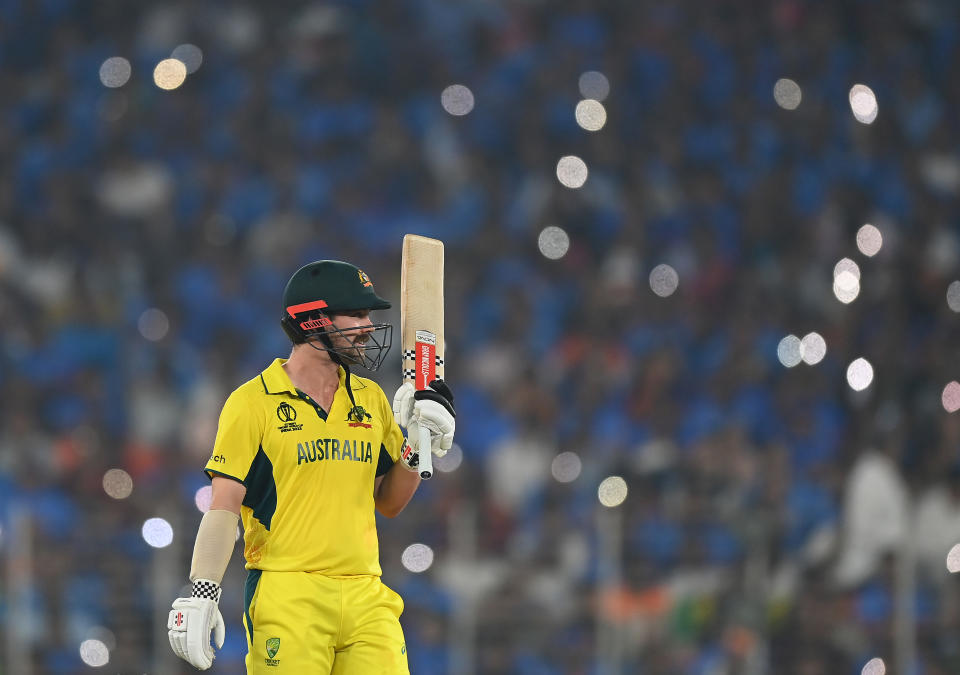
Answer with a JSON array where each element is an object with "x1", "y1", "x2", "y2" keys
[{"x1": 2, "y1": 0, "x2": 960, "y2": 673}]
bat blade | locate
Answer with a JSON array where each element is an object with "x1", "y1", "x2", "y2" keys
[{"x1": 401, "y1": 234, "x2": 445, "y2": 479}]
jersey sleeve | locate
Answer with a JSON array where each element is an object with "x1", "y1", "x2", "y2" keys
[{"x1": 204, "y1": 388, "x2": 264, "y2": 482}]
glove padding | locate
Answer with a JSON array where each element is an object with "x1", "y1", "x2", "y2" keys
[
  {"x1": 168, "y1": 579, "x2": 225, "y2": 671},
  {"x1": 392, "y1": 382, "x2": 417, "y2": 429},
  {"x1": 413, "y1": 379, "x2": 455, "y2": 457}
]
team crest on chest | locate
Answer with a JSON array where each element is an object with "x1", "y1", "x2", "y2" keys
[{"x1": 347, "y1": 405, "x2": 373, "y2": 429}]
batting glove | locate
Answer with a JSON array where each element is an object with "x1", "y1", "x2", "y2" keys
[
  {"x1": 413, "y1": 380, "x2": 456, "y2": 457},
  {"x1": 168, "y1": 579, "x2": 226, "y2": 671},
  {"x1": 392, "y1": 382, "x2": 416, "y2": 429}
]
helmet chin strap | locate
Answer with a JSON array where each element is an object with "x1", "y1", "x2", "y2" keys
[{"x1": 312, "y1": 332, "x2": 360, "y2": 412}]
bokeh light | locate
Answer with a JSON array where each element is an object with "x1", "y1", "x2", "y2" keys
[
  {"x1": 942, "y1": 382, "x2": 960, "y2": 413},
  {"x1": 834, "y1": 257, "x2": 861, "y2": 280},
  {"x1": 153, "y1": 58, "x2": 187, "y2": 90},
  {"x1": 99, "y1": 57, "x2": 131, "y2": 88},
  {"x1": 847, "y1": 358, "x2": 874, "y2": 391},
  {"x1": 171, "y1": 44, "x2": 203, "y2": 73},
  {"x1": 142, "y1": 517, "x2": 174, "y2": 548},
  {"x1": 102, "y1": 468, "x2": 133, "y2": 500},
  {"x1": 649, "y1": 264, "x2": 679, "y2": 297},
  {"x1": 849, "y1": 84, "x2": 878, "y2": 124},
  {"x1": 598, "y1": 476, "x2": 628, "y2": 508},
  {"x1": 85, "y1": 626, "x2": 116, "y2": 652},
  {"x1": 551, "y1": 452, "x2": 582, "y2": 483},
  {"x1": 800, "y1": 332, "x2": 827, "y2": 365},
  {"x1": 440, "y1": 84, "x2": 474, "y2": 116},
  {"x1": 138, "y1": 308, "x2": 170, "y2": 341},
  {"x1": 194, "y1": 485, "x2": 213, "y2": 512},
  {"x1": 79, "y1": 639, "x2": 109, "y2": 667},
  {"x1": 777, "y1": 335, "x2": 802, "y2": 368},
  {"x1": 947, "y1": 281, "x2": 960, "y2": 312},
  {"x1": 861, "y1": 657, "x2": 885, "y2": 675},
  {"x1": 556, "y1": 155, "x2": 588, "y2": 188},
  {"x1": 833, "y1": 271, "x2": 860, "y2": 304},
  {"x1": 856, "y1": 224, "x2": 883, "y2": 257},
  {"x1": 401, "y1": 543, "x2": 434, "y2": 573},
  {"x1": 947, "y1": 543, "x2": 960, "y2": 572},
  {"x1": 773, "y1": 78, "x2": 801, "y2": 110},
  {"x1": 538, "y1": 226, "x2": 570, "y2": 260},
  {"x1": 578, "y1": 70, "x2": 610, "y2": 101},
  {"x1": 434, "y1": 443, "x2": 463, "y2": 473},
  {"x1": 575, "y1": 99, "x2": 607, "y2": 131}
]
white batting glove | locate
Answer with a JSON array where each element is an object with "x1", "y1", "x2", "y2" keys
[
  {"x1": 413, "y1": 380, "x2": 456, "y2": 457},
  {"x1": 392, "y1": 382, "x2": 416, "y2": 428},
  {"x1": 168, "y1": 579, "x2": 226, "y2": 671}
]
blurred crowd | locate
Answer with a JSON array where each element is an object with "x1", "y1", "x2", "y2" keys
[{"x1": 3, "y1": 0, "x2": 960, "y2": 672}]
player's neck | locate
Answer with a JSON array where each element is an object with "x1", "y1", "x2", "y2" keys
[{"x1": 283, "y1": 345, "x2": 340, "y2": 400}]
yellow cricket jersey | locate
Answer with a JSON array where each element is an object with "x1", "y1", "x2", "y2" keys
[{"x1": 204, "y1": 358, "x2": 406, "y2": 576}]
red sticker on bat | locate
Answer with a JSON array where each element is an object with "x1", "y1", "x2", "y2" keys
[{"x1": 415, "y1": 330, "x2": 436, "y2": 390}]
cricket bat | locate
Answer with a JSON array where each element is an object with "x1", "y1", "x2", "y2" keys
[{"x1": 400, "y1": 234, "x2": 445, "y2": 480}]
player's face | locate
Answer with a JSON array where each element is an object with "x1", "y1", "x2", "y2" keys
[{"x1": 325, "y1": 311, "x2": 375, "y2": 357}]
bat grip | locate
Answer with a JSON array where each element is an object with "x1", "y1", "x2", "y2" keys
[{"x1": 418, "y1": 423, "x2": 433, "y2": 480}]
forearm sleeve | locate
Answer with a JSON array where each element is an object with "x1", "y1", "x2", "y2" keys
[{"x1": 189, "y1": 509, "x2": 240, "y2": 584}]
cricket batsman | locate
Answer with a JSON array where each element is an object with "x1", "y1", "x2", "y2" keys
[{"x1": 167, "y1": 260, "x2": 456, "y2": 673}]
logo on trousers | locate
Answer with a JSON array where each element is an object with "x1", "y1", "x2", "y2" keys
[{"x1": 266, "y1": 637, "x2": 280, "y2": 658}]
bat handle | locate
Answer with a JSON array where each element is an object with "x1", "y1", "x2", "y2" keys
[{"x1": 418, "y1": 423, "x2": 433, "y2": 480}]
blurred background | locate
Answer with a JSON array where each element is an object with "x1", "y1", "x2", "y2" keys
[{"x1": 2, "y1": 0, "x2": 960, "y2": 673}]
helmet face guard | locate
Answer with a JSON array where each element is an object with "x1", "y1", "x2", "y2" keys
[{"x1": 281, "y1": 301, "x2": 392, "y2": 371}]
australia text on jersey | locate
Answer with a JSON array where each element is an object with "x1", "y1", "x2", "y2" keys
[{"x1": 296, "y1": 438, "x2": 374, "y2": 465}]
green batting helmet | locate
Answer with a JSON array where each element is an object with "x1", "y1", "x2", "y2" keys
[
  {"x1": 280, "y1": 261, "x2": 393, "y2": 371},
  {"x1": 282, "y1": 260, "x2": 391, "y2": 318}
]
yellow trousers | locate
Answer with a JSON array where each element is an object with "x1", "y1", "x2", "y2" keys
[{"x1": 243, "y1": 570, "x2": 409, "y2": 674}]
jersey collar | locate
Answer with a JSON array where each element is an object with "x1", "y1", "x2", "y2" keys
[{"x1": 259, "y1": 358, "x2": 346, "y2": 395}]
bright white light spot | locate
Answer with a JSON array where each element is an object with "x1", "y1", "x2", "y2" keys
[
  {"x1": 649, "y1": 264, "x2": 679, "y2": 297},
  {"x1": 833, "y1": 272, "x2": 861, "y2": 304},
  {"x1": 194, "y1": 485, "x2": 213, "y2": 512},
  {"x1": 102, "y1": 469, "x2": 133, "y2": 500},
  {"x1": 556, "y1": 155, "x2": 588, "y2": 188},
  {"x1": 847, "y1": 358, "x2": 874, "y2": 391},
  {"x1": 551, "y1": 452, "x2": 582, "y2": 483},
  {"x1": 947, "y1": 282, "x2": 960, "y2": 312},
  {"x1": 773, "y1": 78, "x2": 802, "y2": 110},
  {"x1": 153, "y1": 59, "x2": 187, "y2": 91},
  {"x1": 85, "y1": 626, "x2": 116, "y2": 652},
  {"x1": 578, "y1": 71, "x2": 610, "y2": 101},
  {"x1": 947, "y1": 543, "x2": 960, "y2": 572},
  {"x1": 142, "y1": 517, "x2": 174, "y2": 548},
  {"x1": 440, "y1": 84, "x2": 475, "y2": 116},
  {"x1": 401, "y1": 543, "x2": 434, "y2": 573},
  {"x1": 834, "y1": 257, "x2": 861, "y2": 281},
  {"x1": 575, "y1": 99, "x2": 607, "y2": 131},
  {"x1": 99, "y1": 57, "x2": 131, "y2": 88},
  {"x1": 171, "y1": 44, "x2": 203, "y2": 73},
  {"x1": 857, "y1": 224, "x2": 883, "y2": 257},
  {"x1": 598, "y1": 476, "x2": 628, "y2": 508},
  {"x1": 138, "y1": 308, "x2": 169, "y2": 341},
  {"x1": 849, "y1": 84, "x2": 878, "y2": 124},
  {"x1": 861, "y1": 657, "x2": 885, "y2": 675},
  {"x1": 538, "y1": 226, "x2": 570, "y2": 260},
  {"x1": 943, "y1": 382, "x2": 960, "y2": 413},
  {"x1": 801, "y1": 332, "x2": 827, "y2": 365},
  {"x1": 435, "y1": 443, "x2": 463, "y2": 473},
  {"x1": 777, "y1": 335, "x2": 803, "y2": 368},
  {"x1": 79, "y1": 639, "x2": 109, "y2": 667}
]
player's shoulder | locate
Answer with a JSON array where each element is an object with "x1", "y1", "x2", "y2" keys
[
  {"x1": 348, "y1": 372, "x2": 387, "y2": 400},
  {"x1": 224, "y1": 372, "x2": 272, "y2": 406}
]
